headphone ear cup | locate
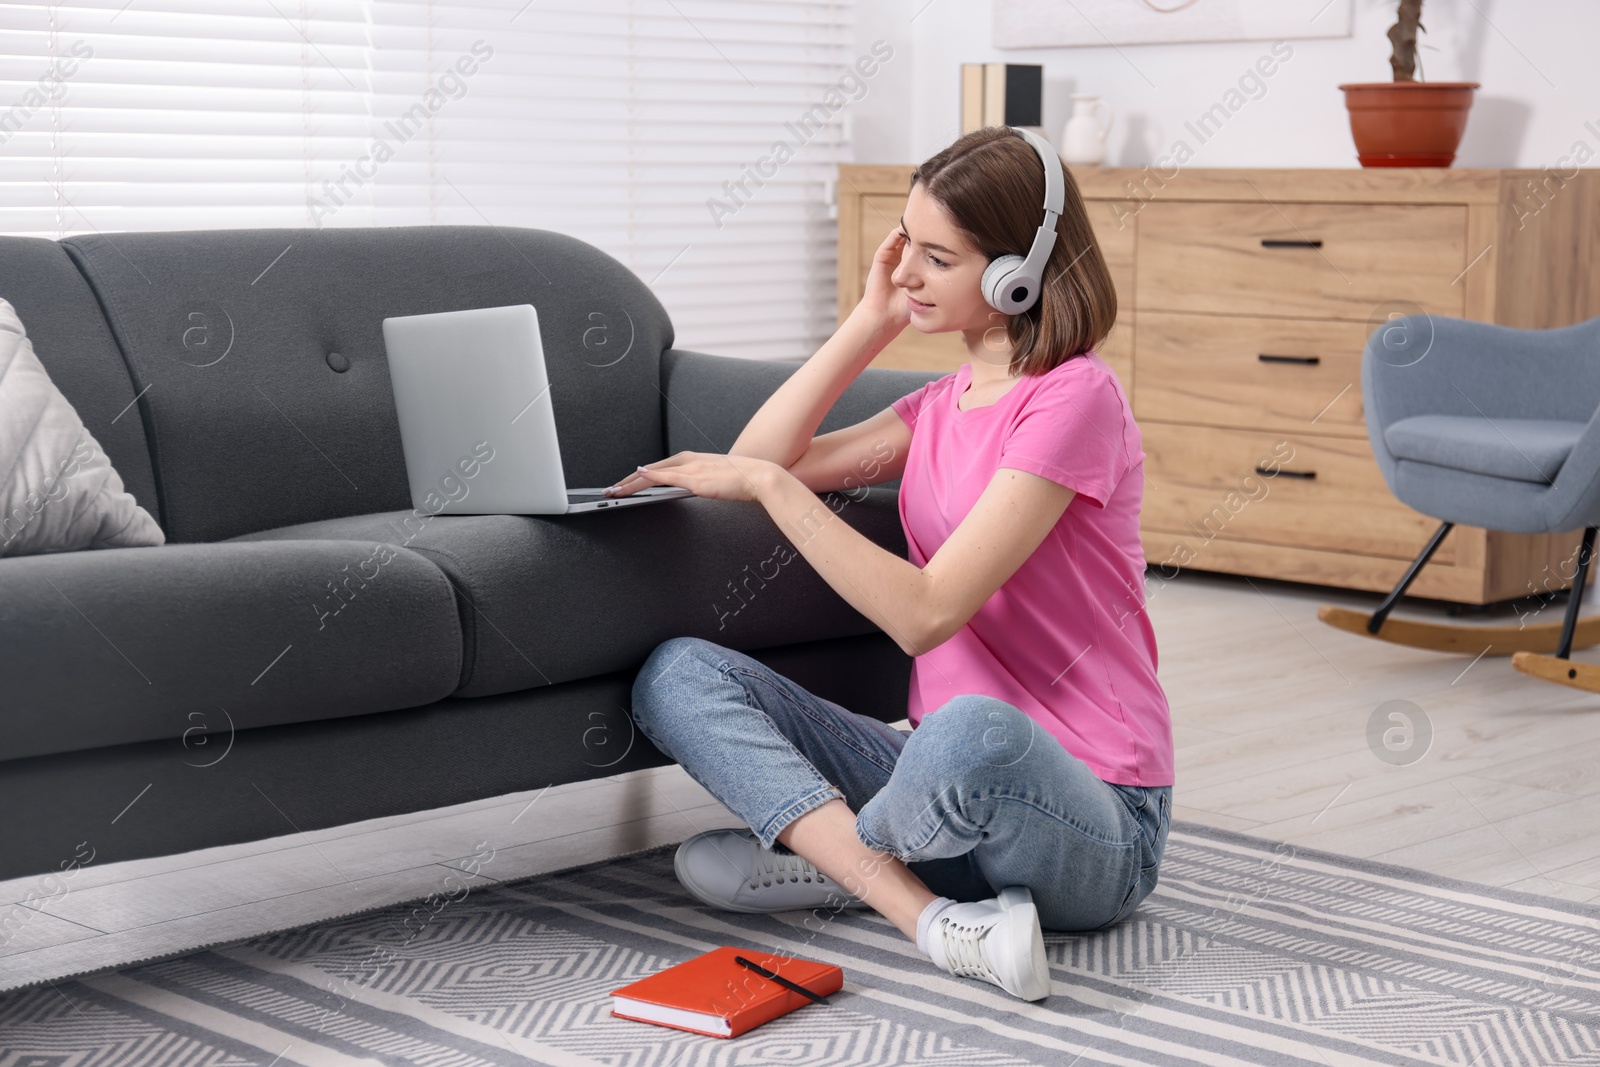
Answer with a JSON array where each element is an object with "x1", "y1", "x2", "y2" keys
[{"x1": 982, "y1": 254, "x2": 1024, "y2": 314}]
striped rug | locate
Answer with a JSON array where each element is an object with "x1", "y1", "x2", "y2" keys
[{"x1": 3, "y1": 822, "x2": 1599, "y2": 1066}]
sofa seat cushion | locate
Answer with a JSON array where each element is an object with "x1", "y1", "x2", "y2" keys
[
  {"x1": 1384, "y1": 414, "x2": 1586, "y2": 485},
  {"x1": 229, "y1": 489, "x2": 908, "y2": 698},
  {"x1": 0, "y1": 540, "x2": 462, "y2": 762}
]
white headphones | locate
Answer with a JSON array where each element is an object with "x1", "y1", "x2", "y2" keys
[{"x1": 979, "y1": 126, "x2": 1066, "y2": 316}]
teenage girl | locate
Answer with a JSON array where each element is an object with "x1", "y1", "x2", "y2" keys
[{"x1": 604, "y1": 125, "x2": 1174, "y2": 1002}]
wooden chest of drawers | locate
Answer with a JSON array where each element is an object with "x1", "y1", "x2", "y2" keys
[{"x1": 836, "y1": 165, "x2": 1600, "y2": 603}]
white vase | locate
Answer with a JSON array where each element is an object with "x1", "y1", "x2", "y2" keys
[{"x1": 1061, "y1": 94, "x2": 1114, "y2": 166}]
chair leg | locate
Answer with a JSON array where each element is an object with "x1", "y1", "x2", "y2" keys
[
  {"x1": 1322, "y1": 523, "x2": 1600, "y2": 659},
  {"x1": 1367, "y1": 521, "x2": 1455, "y2": 635},
  {"x1": 1512, "y1": 527, "x2": 1600, "y2": 693},
  {"x1": 1555, "y1": 527, "x2": 1597, "y2": 660}
]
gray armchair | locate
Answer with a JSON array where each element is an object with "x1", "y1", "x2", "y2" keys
[{"x1": 1319, "y1": 313, "x2": 1600, "y2": 691}]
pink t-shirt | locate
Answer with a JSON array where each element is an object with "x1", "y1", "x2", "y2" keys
[{"x1": 889, "y1": 351, "x2": 1174, "y2": 787}]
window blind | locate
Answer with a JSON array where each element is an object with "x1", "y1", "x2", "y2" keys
[
  {"x1": 0, "y1": 0, "x2": 861, "y2": 360},
  {"x1": 0, "y1": 2, "x2": 379, "y2": 231}
]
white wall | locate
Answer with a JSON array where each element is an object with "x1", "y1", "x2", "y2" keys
[{"x1": 852, "y1": 0, "x2": 1599, "y2": 171}]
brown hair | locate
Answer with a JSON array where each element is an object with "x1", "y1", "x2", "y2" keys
[{"x1": 909, "y1": 126, "x2": 1117, "y2": 376}]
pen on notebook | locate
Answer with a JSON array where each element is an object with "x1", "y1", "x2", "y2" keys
[{"x1": 733, "y1": 954, "x2": 829, "y2": 1005}]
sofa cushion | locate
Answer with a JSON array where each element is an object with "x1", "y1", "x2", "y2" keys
[
  {"x1": 1384, "y1": 414, "x2": 1586, "y2": 484},
  {"x1": 61, "y1": 226, "x2": 673, "y2": 544},
  {"x1": 0, "y1": 298, "x2": 165, "y2": 557},
  {"x1": 0, "y1": 237, "x2": 162, "y2": 530},
  {"x1": 0, "y1": 539, "x2": 463, "y2": 762},
  {"x1": 230, "y1": 490, "x2": 908, "y2": 698}
]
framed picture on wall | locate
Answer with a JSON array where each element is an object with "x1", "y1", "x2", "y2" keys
[{"x1": 994, "y1": 0, "x2": 1352, "y2": 48}]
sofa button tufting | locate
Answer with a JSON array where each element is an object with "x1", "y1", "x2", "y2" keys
[{"x1": 326, "y1": 350, "x2": 350, "y2": 372}]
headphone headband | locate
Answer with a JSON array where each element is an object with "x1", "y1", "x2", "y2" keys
[
  {"x1": 980, "y1": 126, "x2": 1068, "y2": 316},
  {"x1": 1015, "y1": 126, "x2": 1065, "y2": 225}
]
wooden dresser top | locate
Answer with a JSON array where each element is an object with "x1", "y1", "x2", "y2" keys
[{"x1": 838, "y1": 164, "x2": 1580, "y2": 205}]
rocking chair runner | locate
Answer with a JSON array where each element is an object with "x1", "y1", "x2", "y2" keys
[{"x1": 1316, "y1": 313, "x2": 1600, "y2": 692}]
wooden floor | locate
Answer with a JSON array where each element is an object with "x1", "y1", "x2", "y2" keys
[{"x1": 7, "y1": 568, "x2": 1600, "y2": 989}]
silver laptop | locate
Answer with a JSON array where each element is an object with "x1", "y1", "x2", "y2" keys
[{"x1": 381, "y1": 303, "x2": 693, "y2": 515}]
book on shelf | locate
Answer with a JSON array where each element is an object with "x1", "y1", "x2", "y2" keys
[{"x1": 960, "y1": 62, "x2": 1043, "y2": 132}]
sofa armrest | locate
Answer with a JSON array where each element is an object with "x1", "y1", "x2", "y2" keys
[{"x1": 658, "y1": 348, "x2": 944, "y2": 467}]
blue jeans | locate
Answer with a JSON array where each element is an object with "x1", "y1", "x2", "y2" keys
[{"x1": 630, "y1": 637, "x2": 1171, "y2": 932}]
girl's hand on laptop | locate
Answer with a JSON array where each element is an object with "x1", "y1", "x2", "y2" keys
[{"x1": 604, "y1": 453, "x2": 779, "y2": 502}]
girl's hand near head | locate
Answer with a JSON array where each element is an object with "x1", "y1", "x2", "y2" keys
[{"x1": 851, "y1": 226, "x2": 912, "y2": 340}]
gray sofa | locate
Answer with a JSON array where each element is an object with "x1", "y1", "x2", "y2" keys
[{"x1": 0, "y1": 225, "x2": 939, "y2": 883}]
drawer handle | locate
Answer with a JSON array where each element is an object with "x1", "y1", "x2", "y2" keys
[
  {"x1": 1257, "y1": 466, "x2": 1316, "y2": 479},
  {"x1": 1260, "y1": 238, "x2": 1323, "y2": 249},
  {"x1": 1258, "y1": 353, "x2": 1321, "y2": 365}
]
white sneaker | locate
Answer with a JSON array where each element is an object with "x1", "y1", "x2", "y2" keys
[
  {"x1": 925, "y1": 886, "x2": 1050, "y2": 1001},
  {"x1": 673, "y1": 828, "x2": 871, "y2": 914}
]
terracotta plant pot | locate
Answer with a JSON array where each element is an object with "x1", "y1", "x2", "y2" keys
[{"x1": 1338, "y1": 81, "x2": 1479, "y2": 167}]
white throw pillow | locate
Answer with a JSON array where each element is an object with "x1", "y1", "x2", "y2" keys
[{"x1": 0, "y1": 297, "x2": 165, "y2": 557}]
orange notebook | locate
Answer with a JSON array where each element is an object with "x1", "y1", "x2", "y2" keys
[{"x1": 609, "y1": 945, "x2": 844, "y2": 1038}]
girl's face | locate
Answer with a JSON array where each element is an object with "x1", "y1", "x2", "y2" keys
[{"x1": 891, "y1": 182, "x2": 1002, "y2": 338}]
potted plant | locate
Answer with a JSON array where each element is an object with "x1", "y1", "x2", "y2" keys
[{"x1": 1338, "y1": 0, "x2": 1478, "y2": 167}]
